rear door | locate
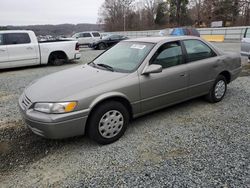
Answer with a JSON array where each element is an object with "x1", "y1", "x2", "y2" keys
[
  {"x1": 241, "y1": 28, "x2": 250, "y2": 56},
  {"x1": 92, "y1": 32, "x2": 101, "y2": 40},
  {"x1": 182, "y1": 39, "x2": 220, "y2": 98},
  {"x1": 0, "y1": 34, "x2": 9, "y2": 67},
  {"x1": 5, "y1": 33, "x2": 39, "y2": 67}
]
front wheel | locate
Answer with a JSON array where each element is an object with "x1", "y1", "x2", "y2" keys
[
  {"x1": 206, "y1": 75, "x2": 227, "y2": 103},
  {"x1": 87, "y1": 101, "x2": 129, "y2": 145},
  {"x1": 98, "y1": 43, "x2": 106, "y2": 50}
]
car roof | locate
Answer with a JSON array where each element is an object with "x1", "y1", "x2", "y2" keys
[
  {"x1": 78, "y1": 31, "x2": 100, "y2": 33},
  {"x1": 0, "y1": 30, "x2": 33, "y2": 34},
  {"x1": 125, "y1": 36, "x2": 201, "y2": 44}
]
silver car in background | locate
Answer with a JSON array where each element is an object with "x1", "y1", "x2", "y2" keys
[
  {"x1": 241, "y1": 27, "x2": 250, "y2": 60},
  {"x1": 19, "y1": 36, "x2": 242, "y2": 144}
]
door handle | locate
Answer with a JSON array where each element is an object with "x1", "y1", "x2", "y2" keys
[
  {"x1": 0, "y1": 49, "x2": 6, "y2": 52},
  {"x1": 26, "y1": 47, "x2": 33, "y2": 50}
]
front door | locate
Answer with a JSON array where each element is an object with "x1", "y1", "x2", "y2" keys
[
  {"x1": 139, "y1": 41, "x2": 188, "y2": 113},
  {"x1": 5, "y1": 33, "x2": 38, "y2": 67}
]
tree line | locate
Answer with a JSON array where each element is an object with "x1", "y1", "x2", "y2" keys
[{"x1": 98, "y1": 0, "x2": 250, "y2": 31}]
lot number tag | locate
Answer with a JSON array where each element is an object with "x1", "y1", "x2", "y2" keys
[{"x1": 131, "y1": 44, "x2": 146, "y2": 50}]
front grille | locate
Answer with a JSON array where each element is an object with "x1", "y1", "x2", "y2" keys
[{"x1": 21, "y1": 95, "x2": 32, "y2": 110}]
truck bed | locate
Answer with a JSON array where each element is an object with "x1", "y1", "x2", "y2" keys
[{"x1": 38, "y1": 39, "x2": 75, "y2": 43}]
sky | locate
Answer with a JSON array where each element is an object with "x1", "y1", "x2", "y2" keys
[{"x1": 0, "y1": 0, "x2": 105, "y2": 26}]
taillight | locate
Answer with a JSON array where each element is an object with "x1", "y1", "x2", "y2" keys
[{"x1": 75, "y1": 43, "x2": 80, "y2": 50}]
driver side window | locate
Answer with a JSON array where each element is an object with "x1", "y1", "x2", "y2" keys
[{"x1": 151, "y1": 41, "x2": 183, "y2": 69}]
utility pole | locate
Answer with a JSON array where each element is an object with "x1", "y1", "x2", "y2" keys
[{"x1": 123, "y1": 6, "x2": 126, "y2": 31}]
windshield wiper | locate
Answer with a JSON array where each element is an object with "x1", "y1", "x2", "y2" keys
[{"x1": 97, "y1": 63, "x2": 114, "y2": 72}]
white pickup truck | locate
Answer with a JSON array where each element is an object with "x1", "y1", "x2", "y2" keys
[{"x1": 0, "y1": 30, "x2": 81, "y2": 69}]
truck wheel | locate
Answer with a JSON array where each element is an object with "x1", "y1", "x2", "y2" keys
[
  {"x1": 206, "y1": 75, "x2": 227, "y2": 103},
  {"x1": 98, "y1": 43, "x2": 106, "y2": 50},
  {"x1": 87, "y1": 101, "x2": 129, "y2": 145},
  {"x1": 49, "y1": 53, "x2": 66, "y2": 66}
]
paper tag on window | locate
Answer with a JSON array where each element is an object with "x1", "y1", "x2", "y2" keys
[{"x1": 131, "y1": 44, "x2": 146, "y2": 50}]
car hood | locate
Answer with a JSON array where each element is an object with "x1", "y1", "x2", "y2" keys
[{"x1": 25, "y1": 65, "x2": 128, "y2": 102}]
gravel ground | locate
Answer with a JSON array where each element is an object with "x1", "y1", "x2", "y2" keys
[{"x1": 0, "y1": 43, "x2": 250, "y2": 187}]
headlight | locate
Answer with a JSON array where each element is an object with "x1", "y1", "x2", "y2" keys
[{"x1": 34, "y1": 102, "x2": 77, "y2": 114}]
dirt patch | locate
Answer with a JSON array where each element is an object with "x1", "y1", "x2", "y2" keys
[
  {"x1": 0, "y1": 120, "x2": 71, "y2": 174},
  {"x1": 0, "y1": 142, "x2": 10, "y2": 155}
]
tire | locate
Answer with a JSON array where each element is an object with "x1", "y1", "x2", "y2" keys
[
  {"x1": 206, "y1": 75, "x2": 227, "y2": 103},
  {"x1": 87, "y1": 101, "x2": 129, "y2": 145},
  {"x1": 49, "y1": 53, "x2": 66, "y2": 66},
  {"x1": 98, "y1": 43, "x2": 106, "y2": 50}
]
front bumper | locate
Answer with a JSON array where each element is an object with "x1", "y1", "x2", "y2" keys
[{"x1": 19, "y1": 96, "x2": 89, "y2": 139}]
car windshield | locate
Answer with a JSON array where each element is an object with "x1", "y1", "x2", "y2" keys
[{"x1": 91, "y1": 42, "x2": 154, "y2": 73}]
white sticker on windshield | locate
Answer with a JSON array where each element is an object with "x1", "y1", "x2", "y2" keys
[{"x1": 131, "y1": 44, "x2": 146, "y2": 50}]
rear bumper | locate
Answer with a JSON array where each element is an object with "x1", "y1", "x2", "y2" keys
[
  {"x1": 231, "y1": 66, "x2": 242, "y2": 82},
  {"x1": 74, "y1": 53, "x2": 81, "y2": 60}
]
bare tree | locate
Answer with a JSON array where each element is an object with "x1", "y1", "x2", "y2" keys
[
  {"x1": 190, "y1": 0, "x2": 203, "y2": 24},
  {"x1": 99, "y1": 0, "x2": 250, "y2": 32},
  {"x1": 120, "y1": 0, "x2": 134, "y2": 31}
]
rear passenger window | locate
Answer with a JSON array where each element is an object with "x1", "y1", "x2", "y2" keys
[
  {"x1": 4, "y1": 33, "x2": 31, "y2": 45},
  {"x1": 0, "y1": 34, "x2": 3, "y2": 45},
  {"x1": 183, "y1": 40, "x2": 216, "y2": 62},
  {"x1": 151, "y1": 41, "x2": 183, "y2": 69},
  {"x1": 81, "y1": 33, "x2": 92, "y2": 37},
  {"x1": 92, "y1": 32, "x2": 100, "y2": 37}
]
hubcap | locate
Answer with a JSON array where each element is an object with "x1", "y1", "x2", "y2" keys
[
  {"x1": 98, "y1": 110, "x2": 124, "y2": 139},
  {"x1": 215, "y1": 80, "x2": 226, "y2": 99}
]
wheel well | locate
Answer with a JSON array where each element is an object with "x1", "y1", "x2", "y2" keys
[
  {"x1": 48, "y1": 51, "x2": 68, "y2": 63},
  {"x1": 85, "y1": 97, "x2": 133, "y2": 132},
  {"x1": 219, "y1": 71, "x2": 231, "y2": 83}
]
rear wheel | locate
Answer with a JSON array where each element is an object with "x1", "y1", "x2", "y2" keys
[
  {"x1": 206, "y1": 75, "x2": 227, "y2": 103},
  {"x1": 48, "y1": 52, "x2": 67, "y2": 66},
  {"x1": 87, "y1": 101, "x2": 129, "y2": 145}
]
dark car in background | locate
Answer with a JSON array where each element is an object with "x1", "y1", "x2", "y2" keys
[
  {"x1": 89, "y1": 34, "x2": 128, "y2": 50},
  {"x1": 170, "y1": 27, "x2": 200, "y2": 37},
  {"x1": 241, "y1": 27, "x2": 250, "y2": 60}
]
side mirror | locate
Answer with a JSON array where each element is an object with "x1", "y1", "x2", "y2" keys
[{"x1": 142, "y1": 64, "x2": 162, "y2": 75}]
